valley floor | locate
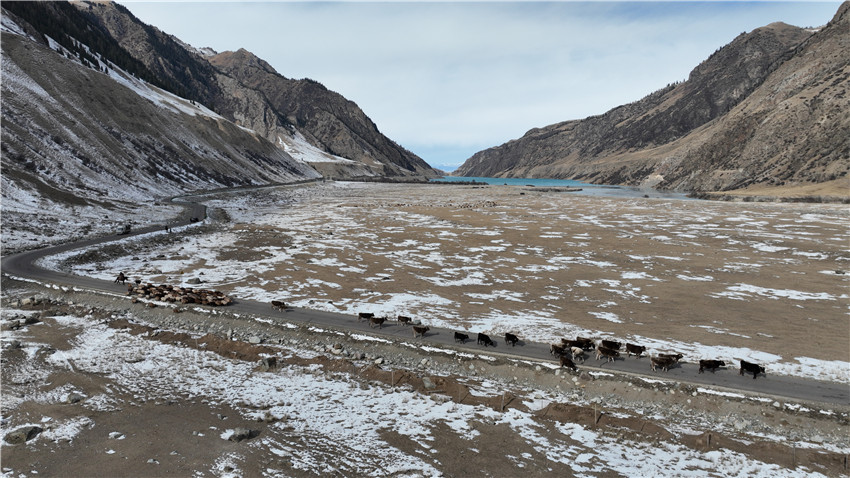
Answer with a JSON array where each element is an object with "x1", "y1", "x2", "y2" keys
[{"x1": 2, "y1": 181, "x2": 848, "y2": 477}]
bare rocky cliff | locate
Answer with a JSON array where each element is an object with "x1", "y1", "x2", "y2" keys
[
  {"x1": 209, "y1": 49, "x2": 435, "y2": 178},
  {"x1": 69, "y1": 1, "x2": 435, "y2": 179},
  {"x1": 456, "y1": 3, "x2": 849, "y2": 197}
]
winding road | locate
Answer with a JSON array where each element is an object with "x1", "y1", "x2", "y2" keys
[{"x1": 2, "y1": 194, "x2": 848, "y2": 407}]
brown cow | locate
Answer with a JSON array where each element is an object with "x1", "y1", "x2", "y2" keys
[
  {"x1": 567, "y1": 337, "x2": 595, "y2": 350},
  {"x1": 651, "y1": 356, "x2": 676, "y2": 372},
  {"x1": 625, "y1": 343, "x2": 646, "y2": 358},
  {"x1": 596, "y1": 347, "x2": 619, "y2": 363},
  {"x1": 271, "y1": 300, "x2": 286, "y2": 311},
  {"x1": 397, "y1": 315, "x2": 412, "y2": 326},
  {"x1": 658, "y1": 353, "x2": 683, "y2": 363},
  {"x1": 699, "y1": 359, "x2": 725, "y2": 373},
  {"x1": 550, "y1": 343, "x2": 566, "y2": 356},
  {"x1": 413, "y1": 325, "x2": 430, "y2": 338},
  {"x1": 114, "y1": 272, "x2": 126, "y2": 284},
  {"x1": 600, "y1": 340, "x2": 622, "y2": 351},
  {"x1": 559, "y1": 354, "x2": 577, "y2": 372},
  {"x1": 369, "y1": 316, "x2": 386, "y2": 329}
]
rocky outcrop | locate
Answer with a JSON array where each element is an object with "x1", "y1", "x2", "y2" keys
[{"x1": 457, "y1": 4, "x2": 850, "y2": 195}]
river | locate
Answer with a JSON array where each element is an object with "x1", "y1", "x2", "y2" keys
[{"x1": 432, "y1": 176, "x2": 694, "y2": 200}]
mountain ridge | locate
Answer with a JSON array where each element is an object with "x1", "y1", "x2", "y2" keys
[{"x1": 455, "y1": 3, "x2": 849, "y2": 198}]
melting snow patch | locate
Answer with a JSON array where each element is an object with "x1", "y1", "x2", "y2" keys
[
  {"x1": 589, "y1": 311, "x2": 622, "y2": 323},
  {"x1": 711, "y1": 284, "x2": 840, "y2": 301}
]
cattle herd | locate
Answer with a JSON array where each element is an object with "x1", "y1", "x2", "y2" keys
[
  {"x1": 125, "y1": 279, "x2": 234, "y2": 306},
  {"x1": 351, "y1": 312, "x2": 768, "y2": 380}
]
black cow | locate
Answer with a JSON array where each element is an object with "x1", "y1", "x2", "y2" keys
[
  {"x1": 550, "y1": 343, "x2": 567, "y2": 356},
  {"x1": 114, "y1": 272, "x2": 126, "y2": 284},
  {"x1": 357, "y1": 312, "x2": 374, "y2": 322},
  {"x1": 397, "y1": 315, "x2": 412, "y2": 326},
  {"x1": 559, "y1": 354, "x2": 577, "y2": 372},
  {"x1": 699, "y1": 360, "x2": 725, "y2": 374},
  {"x1": 625, "y1": 343, "x2": 646, "y2": 358},
  {"x1": 600, "y1": 340, "x2": 622, "y2": 351},
  {"x1": 477, "y1": 333, "x2": 496, "y2": 347},
  {"x1": 505, "y1": 333, "x2": 519, "y2": 347},
  {"x1": 454, "y1": 332, "x2": 469, "y2": 344},
  {"x1": 740, "y1": 360, "x2": 766, "y2": 379},
  {"x1": 369, "y1": 316, "x2": 386, "y2": 329},
  {"x1": 574, "y1": 337, "x2": 596, "y2": 350}
]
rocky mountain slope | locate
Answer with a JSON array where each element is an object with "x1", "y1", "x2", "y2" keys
[
  {"x1": 64, "y1": 1, "x2": 434, "y2": 179},
  {"x1": 456, "y1": 3, "x2": 850, "y2": 197},
  {"x1": 209, "y1": 49, "x2": 433, "y2": 178},
  {"x1": 1, "y1": 8, "x2": 319, "y2": 251},
  {"x1": 1, "y1": 1, "x2": 438, "y2": 251}
]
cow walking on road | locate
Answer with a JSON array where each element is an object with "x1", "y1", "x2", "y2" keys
[{"x1": 740, "y1": 360, "x2": 766, "y2": 379}]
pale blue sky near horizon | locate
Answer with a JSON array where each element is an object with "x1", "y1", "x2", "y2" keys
[{"x1": 121, "y1": 1, "x2": 842, "y2": 172}]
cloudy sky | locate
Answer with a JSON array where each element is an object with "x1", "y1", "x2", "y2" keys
[{"x1": 123, "y1": 1, "x2": 841, "y2": 171}]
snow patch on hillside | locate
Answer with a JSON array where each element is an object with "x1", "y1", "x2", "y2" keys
[{"x1": 278, "y1": 131, "x2": 356, "y2": 164}]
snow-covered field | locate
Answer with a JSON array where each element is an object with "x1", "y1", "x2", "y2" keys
[
  {"x1": 47, "y1": 182, "x2": 850, "y2": 384},
  {"x1": 4, "y1": 182, "x2": 849, "y2": 477},
  {"x1": 0, "y1": 308, "x2": 838, "y2": 478}
]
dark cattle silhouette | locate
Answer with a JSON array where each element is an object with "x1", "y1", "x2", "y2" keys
[
  {"x1": 505, "y1": 333, "x2": 519, "y2": 347},
  {"x1": 357, "y1": 312, "x2": 374, "y2": 322},
  {"x1": 740, "y1": 360, "x2": 766, "y2": 379},
  {"x1": 596, "y1": 347, "x2": 619, "y2": 363},
  {"x1": 625, "y1": 343, "x2": 646, "y2": 358},
  {"x1": 477, "y1": 333, "x2": 496, "y2": 347},
  {"x1": 567, "y1": 337, "x2": 596, "y2": 351},
  {"x1": 651, "y1": 356, "x2": 676, "y2": 372},
  {"x1": 600, "y1": 340, "x2": 622, "y2": 351},
  {"x1": 658, "y1": 353, "x2": 684, "y2": 363},
  {"x1": 559, "y1": 354, "x2": 577, "y2": 372},
  {"x1": 397, "y1": 315, "x2": 412, "y2": 326},
  {"x1": 271, "y1": 300, "x2": 286, "y2": 311},
  {"x1": 369, "y1": 316, "x2": 386, "y2": 329},
  {"x1": 454, "y1": 332, "x2": 469, "y2": 344},
  {"x1": 699, "y1": 360, "x2": 726, "y2": 373},
  {"x1": 550, "y1": 343, "x2": 566, "y2": 356},
  {"x1": 413, "y1": 325, "x2": 430, "y2": 338},
  {"x1": 114, "y1": 272, "x2": 126, "y2": 284}
]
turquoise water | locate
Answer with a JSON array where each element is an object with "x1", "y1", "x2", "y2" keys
[{"x1": 431, "y1": 176, "x2": 693, "y2": 200}]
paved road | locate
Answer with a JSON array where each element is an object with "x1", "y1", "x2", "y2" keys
[{"x1": 2, "y1": 195, "x2": 848, "y2": 407}]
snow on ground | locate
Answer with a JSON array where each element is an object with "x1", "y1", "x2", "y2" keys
[
  {"x1": 1, "y1": 311, "x2": 830, "y2": 478},
  {"x1": 31, "y1": 183, "x2": 850, "y2": 384}
]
